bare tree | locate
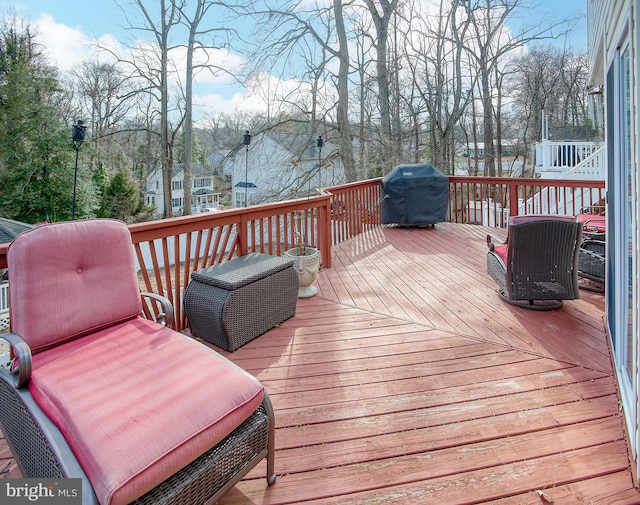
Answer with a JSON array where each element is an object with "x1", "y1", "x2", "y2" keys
[
  {"x1": 334, "y1": 0, "x2": 357, "y2": 182},
  {"x1": 461, "y1": 0, "x2": 573, "y2": 177},
  {"x1": 72, "y1": 61, "x2": 133, "y2": 173},
  {"x1": 509, "y1": 46, "x2": 590, "y2": 175},
  {"x1": 401, "y1": 0, "x2": 474, "y2": 174},
  {"x1": 127, "y1": 0, "x2": 183, "y2": 218},
  {"x1": 361, "y1": 0, "x2": 399, "y2": 175},
  {"x1": 353, "y1": 18, "x2": 376, "y2": 178},
  {"x1": 242, "y1": 0, "x2": 357, "y2": 181},
  {"x1": 178, "y1": 0, "x2": 220, "y2": 215}
]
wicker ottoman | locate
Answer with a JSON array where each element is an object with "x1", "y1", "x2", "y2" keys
[{"x1": 184, "y1": 253, "x2": 298, "y2": 351}]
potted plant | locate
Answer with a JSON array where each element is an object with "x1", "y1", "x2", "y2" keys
[
  {"x1": 284, "y1": 210, "x2": 321, "y2": 298},
  {"x1": 284, "y1": 135, "x2": 323, "y2": 298}
]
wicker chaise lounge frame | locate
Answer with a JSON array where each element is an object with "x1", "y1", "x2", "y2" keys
[
  {"x1": 487, "y1": 216, "x2": 583, "y2": 310},
  {"x1": 0, "y1": 293, "x2": 276, "y2": 505}
]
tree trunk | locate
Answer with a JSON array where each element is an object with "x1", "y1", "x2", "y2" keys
[
  {"x1": 482, "y1": 72, "x2": 495, "y2": 178},
  {"x1": 364, "y1": 0, "x2": 398, "y2": 176},
  {"x1": 334, "y1": 0, "x2": 357, "y2": 182}
]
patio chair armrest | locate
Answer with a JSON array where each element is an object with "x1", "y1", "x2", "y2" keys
[
  {"x1": 582, "y1": 218, "x2": 606, "y2": 234},
  {"x1": 486, "y1": 234, "x2": 503, "y2": 251},
  {"x1": 1, "y1": 332, "x2": 32, "y2": 388},
  {"x1": 141, "y1": 292, "x2": 174, "y2": 327}
]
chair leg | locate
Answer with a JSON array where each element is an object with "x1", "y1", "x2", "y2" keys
[{"x1": 263, "y1": 391, "x2": 277, "y2": 486}]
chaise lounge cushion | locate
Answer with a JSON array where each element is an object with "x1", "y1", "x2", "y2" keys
[
  {"x1": 576, "y1": 213, "x2": 606, "y2": 233},
  {"x1": 28, "y1": 317, "x2": 264, "y2": 505},
  {"x1": 8, "y1": 220, "x2": 143, "y2": 354},
  {"x1": 493, "y1": 244, "x2": 507, "y2": 262}
]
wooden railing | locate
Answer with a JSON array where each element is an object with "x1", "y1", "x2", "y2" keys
[
  {"x1": 0, "y1": 176, "x2": 605, "y2": 331},
  {"x1": 447, "y1": 177, "x2": 606, "y2": 227},
  {"x1": 327, "y1": 179, "x2": 381, "y2": 243},
  {"x1": 129, "y1": 193, "x2": 332, "y2": 329}
]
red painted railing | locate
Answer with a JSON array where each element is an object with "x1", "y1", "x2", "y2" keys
[
  {"x1": 128, "y1": 194, "x2": 332, "y2": 329},
  {"x1": 447, "y1": 177, "x2": 606, "y2": 227},
  {"x1": 0, "y1": 176, "x2": 605, "y2": 331}
]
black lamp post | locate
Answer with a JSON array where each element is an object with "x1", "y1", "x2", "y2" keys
[
  {"x1": 71, "y1": 120, "x2": 87, "y2": 219},
  {"x1": 317, "y1": 135, "x2": 323, "y2": 188},
  {"x1": 243, "y1": 130, "x2": 251, "y2": 207}
]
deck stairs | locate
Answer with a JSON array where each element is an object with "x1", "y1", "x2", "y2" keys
[
  {"x1": 522, "y1": 143, "x2": 606, "y2": 215},
  {"x1": 477, "y1": 143, "x2": 605, "y2": 226}
]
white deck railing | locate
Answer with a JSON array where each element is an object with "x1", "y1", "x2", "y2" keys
[
  {"x1": 535, "y1": 141, "x2": 604, "y2": 180},
  {"x1": 562, "y1": 146, "x2": 606, "y2": 180},
  {"x1": 0, "y1": 281, "x2": 8, "y2": 330},
  {"x1": 526, "y1": 144, "x2": 606, "y2": 215}
]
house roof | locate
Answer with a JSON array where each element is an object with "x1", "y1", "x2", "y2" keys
[
  {"x1": 232, "y1": 132, "x2": 331, "y2": 161},
  {"x1": 0, "y1": 218, "x2": 33, "y2": 244},
  {"x1": 149, "y1": 163, "x2": 213, "y2": 179},
  {"x1": 192, "y1": 188, "x2": 218, "y2": 196},
  {"x1": 172, "y1": 163, "x2": 213, "y2": 176}
]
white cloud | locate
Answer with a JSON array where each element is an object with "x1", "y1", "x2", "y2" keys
[
  {"x1": 31, "y1": 12, "x2": 253, "y2": 114},
  {"x1": 195, "y1": 90, "x2": 268, "y2": 117},
  {"x1": 34, "y1": 14, "x2": 94, "y2": 71}
]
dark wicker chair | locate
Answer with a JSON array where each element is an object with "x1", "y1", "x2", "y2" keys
[
  {"x1": 578, "y1": 238, "x2": 605, "y2": 292},
  {"x1": 486, "y1": 215, "x2": 583, "y2": 310},
  {"x1": 576, "y1": 207, "x2": 606, "y2": 293},
  {"x1": 0, "y1": 219, "x2": 276, "y2": 505}
]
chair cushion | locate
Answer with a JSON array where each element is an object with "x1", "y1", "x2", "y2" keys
[
  {"x1": 493, "y1": 244, "x2": 508, "y2": 262},
  {"x1": 8, "y1": 220, "x2": 143, "y2": 353},
  {"x1": 577, "y1": 213, "x2": 606, "y2": 233},
  {"x1": 28, "y1": 317, "x2": 264, "y2": 505}
]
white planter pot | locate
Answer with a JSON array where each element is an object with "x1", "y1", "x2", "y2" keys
[{"x1": 284, "y1": 247, "x2": 321, "y2": 298}]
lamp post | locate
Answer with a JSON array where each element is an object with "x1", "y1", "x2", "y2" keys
[
  {"x1": 71, "y1": 120, "x2": 87, "y2": 219},
  {"x1": 243, "y1": 130, "x2": 251, "y2": 207},
  {"x1": 317, "y1": 134, "x2": 323, "y2": 189}
]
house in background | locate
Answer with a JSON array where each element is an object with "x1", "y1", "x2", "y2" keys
[
  {"x1": 146, "y1": 162, "x2": 221, "y2": 218},
  {"x1": 0, "y1": 217, "x2": 32, "y2": 245},
  {"x1": 207, "y1": 151, "x2": 232, "y2": 179},
  {"x1": 229, "y1": 132, "x2": 345, "y2": 207},
  {"x1": 588, "y1": 0, "x2": 639, "y2": 482}
]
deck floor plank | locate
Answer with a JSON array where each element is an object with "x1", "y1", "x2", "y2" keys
[
  {"x1": 2, "y1": 222, "x2": 637, "y2": 504},
  {"x1": 221, "y1": 442, "x2": 631, "y2": 505}
]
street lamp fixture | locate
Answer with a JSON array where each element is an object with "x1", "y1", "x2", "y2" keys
[
  {"x1": 317, "y1": 134, "x2": 323, "y2": 188},
  {"x1": 243, "y1": 130, "x2": 251, "y2": 207},
  {"x1": 71, "y1": 120, "x2": 87, "y2": 220}
]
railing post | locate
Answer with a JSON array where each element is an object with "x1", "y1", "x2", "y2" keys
[
  {"x1": 509, "y1": 179, "x2": 520, "y2": 217},
  {"x1": 238, "y1": 214, "x2": 249, "y2": 257},
  {"x1": 318, "y1": 196, "x2": 332, "y2": 269}
]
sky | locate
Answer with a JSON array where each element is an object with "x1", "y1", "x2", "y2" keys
[
  {"x1": 4, "y1": 0, "x2": 268, "y2": 116},
  {"x1": 2, "y1": 0, "x2": 589, "y2": 117}
]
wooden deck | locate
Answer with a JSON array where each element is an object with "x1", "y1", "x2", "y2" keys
[{"x1": 2, "y1": 222, "x2": 639, "y2": 503}]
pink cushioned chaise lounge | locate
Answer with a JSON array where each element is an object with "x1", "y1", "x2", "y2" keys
[{"x1": 0, "y1": 219, "x2": 276, "y2": 505}]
